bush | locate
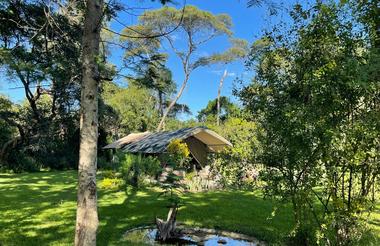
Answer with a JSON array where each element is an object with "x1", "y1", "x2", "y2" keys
[
  {"x1": 119, "y1": 153, "x2": 161, "y2": 188},
  {"x1": 101, "y1": 170, "x2": 118, "y2": 179},
  {"x1": 162, "y1": 139, "x2": 191, "y2": 168},
  {"x1": 320, "y1": 213, "x2": 366, "y2": 245},
  {"x1": 167, "y1": 139, "x2": 190, "y2": 159},
  {"x1": 99, "y1": 177, "x2": 124, "y2": 190},
  {"x1": 98, "y1": 156, "x2": 118, "y2": 170},
  {"x1": 207, "y1": 118, "x2": 262, "y2": 189},
  {"x1": 184, "y1": 167, "x2": 222, "y2": 192},
  {"x1": 211, "y1": 152, "x2": 260, "y2": 189},
  {"x1": 7, "y1": 151, "x2": 41, "y2": 173}
]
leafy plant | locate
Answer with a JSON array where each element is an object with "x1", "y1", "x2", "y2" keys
[
  {"x1": 7, "y1": 151, "x2": 41, "y2": 173},
  {"x1": 100, "y1": 170, "x2": 118, "y2": 179},
  {"x1": 119, "y1": 153, "x2": 161, "y2": 188},
  {"x1": 209, "y1": 117, "x2": 262, "y2": 189},
  {"x1": 99, "y1": 178, "x2": 124, "y2": 190},
  {"x1": 163, "y1": 139, "x2": 191, "y2": 168},
  {"x1": 159, "y1": 171, "x2": 186, "y2": 207}
]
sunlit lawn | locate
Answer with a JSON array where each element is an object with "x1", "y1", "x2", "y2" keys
[{"x1": 0, "y1": 171, "x2": 378, "y2": 245}]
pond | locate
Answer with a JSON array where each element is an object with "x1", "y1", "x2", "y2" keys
[{"x1": 123, "y1": 226, "x2": 265, "y2": 245}]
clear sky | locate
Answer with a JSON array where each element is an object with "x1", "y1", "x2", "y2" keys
[{"x1": 0, "y1": 0, "x2": 295, "y2": 119}]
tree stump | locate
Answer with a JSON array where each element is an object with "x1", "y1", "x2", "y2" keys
[{"x1": 155, "y1": 206, "x2": 178, "y2": 241}]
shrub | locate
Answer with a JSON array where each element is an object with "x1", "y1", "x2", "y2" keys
[
  {"x1": 167, "y1": 139, "x2": 190, "y2": 159},
  {"x1": 7, "y1": 151, "x2": 41, "y2": 173},
  {"x1": 184, "y1": 166, "x2": 222, "y2": 192},
  {"x1": 98, "y1": 156, "x2": 118, "y2": 170},
  {"x1": 162, "y1": 139, "x2": 191, "y2": 168},
  {"x1": 99, "y1": 177, "x2": 124, "y2": 190},
  {"x1": 100, "y1": 170, "x2": 117, "y2": 179},
  {"x1": 119, "y1": 153, "x2": 161, "y2": 188},
  {"x1": 320, "y1": 213, "x2": 367, "y2": 245},
  {"x1": 207, "y1": 117, "x2": 262, "y2": 189}
]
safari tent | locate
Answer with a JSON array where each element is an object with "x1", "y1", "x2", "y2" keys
[{"x1": 103, "y1": 127, "x2": 232, "y2": 167}]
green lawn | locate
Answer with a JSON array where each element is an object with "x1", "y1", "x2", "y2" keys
[{"x1": 0, "y1": 171, "x2": 378, "y2": 245}]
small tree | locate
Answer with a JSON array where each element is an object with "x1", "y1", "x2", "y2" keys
[
  {"x1": 155, "y1": 138, "x2": 189, "y2": 241},
  {"x1": 156, "y1": 170, "x2": 185, "y2": 241}
]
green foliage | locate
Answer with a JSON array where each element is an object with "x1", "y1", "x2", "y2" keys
[
  {"x1": 163, "y1": 118, "x2": 200, "y2": 132},
  {"x1": 0, "y1": 1, "x2": 85, "y2": 171},
  {"x1": 167, "y1": 139, "x2": 190, "y2": 159},
  {"x1": 100, "y1": 170, "x2": 118, "y2": 179},
  {"x1": 7, "y1": 151, "x2": 41, "y2": 173},
  {"x1": 159, "y1": 171, "x2": 186, "y2": 207},
  {"x1": 139, "y1": 5, "x2": 233, "y2": 39},
  {"x1": 206, "y1": 38, "x2": 249, "y2": 64},
  {"x1": 101, "y1": 82, "x2": 159, "y2": 135},
  {"x1": 209, "y1": 117, "x2": 262, "y2": 188},
  {"x1": 163, "y1": 139, "x2": 191, "y2": 168},
  {"x1": 0, "y1": 95, "x2": 18, "y2": 168},
  {"x1": 239, "y1": 1, "x2": 380, "y2": 244},
  {"x1": 119, "y1": 153, "x2": 161, "y2": 188},
  {"x1": 99, "y1": 177, "x2": 124, "y2": 190},
  {"x1": 197, "y1": 96, "x2": 240, "y2": 123}
]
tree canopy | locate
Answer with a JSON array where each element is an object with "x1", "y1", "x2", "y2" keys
[
  {"x1": 121, "y1": 5, "x2": 247, "y2": 131},
  {"x1": 238, "y1": 1, "x2": 380, "y2": 244},
  {"x1": 197, "y1": 96, "x2": 240, "y2": 123}
]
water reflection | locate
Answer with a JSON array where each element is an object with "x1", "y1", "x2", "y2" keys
[{"x1": 124, "y1": 228, "x2": 263, "y2": 245}]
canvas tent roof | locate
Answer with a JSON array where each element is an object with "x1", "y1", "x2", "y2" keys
[
  {"x1": 102, "y1": 132, "x2": 151, "y2": 149},
  {"x1": 102, "y1": 126, "x2": 232, "y2": 153}
]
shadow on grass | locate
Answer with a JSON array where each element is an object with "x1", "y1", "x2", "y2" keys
[
  {"x1": 98, "y1": 189, "x2": 296, "y2": 245},
  {"x1": 0, "y1": 170, "x2": 119, "y2": 245},
  {"x1": 0, "y1": 171, "x2": 78, "y2": 245},
  {"x1": 97, "y1": 187, "x2": 169, "y2": 245},
  {"x1": 1, "y1": 171, "x2": 378, "y2": 246},
  {"x1": 178, "y1": 190, "x2": 295, "y2": 243},
  {"x1": 0, "y1": 170, "x2": 296, "y2": 245}
]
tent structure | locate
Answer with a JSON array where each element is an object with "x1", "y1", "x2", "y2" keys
[{"x1": 103, "y1": 127, "x2": 232, "y2": 167}]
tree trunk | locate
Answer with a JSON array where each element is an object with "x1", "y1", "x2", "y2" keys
[
  {"x1": 0, "y1": 136, "x2": 21, "y2": 162},
  {"x1": 158, "y1": 91, "x2": 164, "y2": 117},
  {"x1": 74, "y1": 0, "x2": 103, "y2": 245},
  {"x1": 158, "y1": 91, "x2": 165, "y2": 130},
  {"x1": 217, "y1": 69, "x2": 228, "y2": 126},
  {"x1": 347, "y1": 165, "x2": 353, "y2": 211},
  {"x1": 157, "y1": 73, "x2": 189, "y2": 132}
]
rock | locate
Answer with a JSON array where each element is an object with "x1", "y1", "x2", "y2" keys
[
  {"x1": 217, "y1": 238, "x2": 227, "y2": 244},
  {"x1": 173, "y1": 170, "x2": 185, "y2": 178}
]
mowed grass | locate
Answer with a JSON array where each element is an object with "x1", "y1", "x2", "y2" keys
[{"x1": 0, "y1": 171, "x2": 378, "y2": 245}]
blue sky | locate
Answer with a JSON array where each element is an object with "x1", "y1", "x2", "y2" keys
[{"x1": 0, "y1": 0, "x2": 295, "y2": 119}]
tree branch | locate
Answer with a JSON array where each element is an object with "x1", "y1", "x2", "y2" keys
[{"x1": 102, "y1": 0, "x2": 186, "y2": 39}]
